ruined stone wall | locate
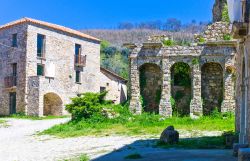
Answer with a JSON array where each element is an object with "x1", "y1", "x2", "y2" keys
[
  {"x1": 139, "y1": 63, "x2": 162, "y2": 113},
  {"x1": 202, "y1": 22, "x2": 231, "y2": 41},
  {"x1": 128, "y1": 42, "x2": 237, "y2": 117},
  {"x1": 0, "y1": 24, "x2": 28, "y2": 115},
  {"x1": 201, "y1": 62, "x2": 223, "y2": 114}
]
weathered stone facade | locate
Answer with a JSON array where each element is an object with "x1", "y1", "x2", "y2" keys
[
  {"x1": 0, "y1": 18, "x2": 127, "y2": 116},
  {"x1": 126, "y1": 22, "x2": 237, "y2": 117},
  {"x1": 100, "y1": 67, "x2": 127, "y2": 104}
]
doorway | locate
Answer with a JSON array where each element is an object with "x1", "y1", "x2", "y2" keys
[{"x1": 9, "y1": 92, "x2": 16, "y2": 114}]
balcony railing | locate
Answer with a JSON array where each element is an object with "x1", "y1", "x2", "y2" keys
[
  {"x1": 4, "y1": 76, "x2": 17, "y2": 88},
  {"x1": 75, "y1": 55, "x2": 86, "y2": 67}
]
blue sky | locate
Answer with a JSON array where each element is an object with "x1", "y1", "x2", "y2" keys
[{"x1": 0, "y1": 0, "x2": 214, "y2": 29}]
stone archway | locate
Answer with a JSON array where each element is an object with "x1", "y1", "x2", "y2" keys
[
  {"x1": 43, "y1": 93, "x2": 63, "y2": 116},
  {"x1": 201, "y1": 62, "x2": 223, "y2": 115},
  {"x1": 139, "y1": 63, "x2": 162, "y2": 113},
  {"x1": 170, "y1": 62, "x2": 191, "y2": 116}
]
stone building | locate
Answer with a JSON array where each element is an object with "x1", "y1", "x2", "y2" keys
[
  {"x1": 100, "y1": 67, "x2": 127, "y2": 104},
  {"x1": 125, "y1": 21, "x2": 237, "y2": 117},
  {"x1": 228, "y1": 0, "x2": 250, "y2": 150},
  {"x1": 0, "y1": 18, "x2": 127, "y2": 116}
]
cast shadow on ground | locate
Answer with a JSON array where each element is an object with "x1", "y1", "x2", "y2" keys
[{"x1": 92, "y1": 137, "x2": 237, "y2": 161}]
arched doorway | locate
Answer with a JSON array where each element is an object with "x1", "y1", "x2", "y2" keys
[
  {"x1": 201, "y1": 62, "x2": 223, "y2": 115},
  {"x1": 43, "y1": 93, "x2": 63, "y2": 116},
  {"x1": 170, "y1": 62, "x2": 191, "y2": 116},
  {"x1": 139, "y1": 63, "x2": 162, "y2": 114}
]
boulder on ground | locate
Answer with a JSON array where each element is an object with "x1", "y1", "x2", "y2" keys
[{"x1": 160, "y1": 126, "x2": 179, "y2": 144}]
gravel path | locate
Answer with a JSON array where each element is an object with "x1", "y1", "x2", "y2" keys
[{"x1": 0, "y1": 118, "x2": 237, "y2": 161}]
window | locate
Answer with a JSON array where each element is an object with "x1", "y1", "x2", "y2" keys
[
  {"x1": 37, "y1": 64, "x2": 44, "y2": 76},
  {"x1": 75, "y1": 44, "x2": 81, "y2": 56},
  {"x1": 37, "y1": 34, "x2": 45, "y2": 57},
  {"x1": 12, "y1": 63, "x2": 17, "y2": 76},
  {"x1": 75, "y1": 44, "x2": 81, "y2": 64},
  {"x1": 12, "y1": 34, "x2": 17, "y2": 47},
  {"x1": 12, "y1": 63, "x2": 17, "y2": 86},
  {"x1": 100, "y1": 87, "x2": 106, "y2": 92},
  {"x1": 75, "y1": 71, "x2": 81, "y2": 83}
]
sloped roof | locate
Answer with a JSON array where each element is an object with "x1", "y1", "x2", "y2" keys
[
  {"x1": 0, "y1": 17, "x2": 100, "y2": 42},
  {"x1": 100, "y1": 67, "x2": 127, "y2": 83}
]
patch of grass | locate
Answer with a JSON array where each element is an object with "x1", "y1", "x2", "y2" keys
[
  {"x1": 0, "y1": 120, "x2": 5, "y2": 124},
  {"x1": 124, "y1": 153, "x2": 142, "y2": 159},
  {"x1": 62, "y1": 154, "x2": 89, "y2": 161},
  {"x1": 0, "y1": 112, "x2": 70, "y2": 120},
  {"x1": 40, "y1": 112, "x2": 235, "y2": 138},
  {"x1": 156, "y1": 136, "x2": 226, "y2": 149}
]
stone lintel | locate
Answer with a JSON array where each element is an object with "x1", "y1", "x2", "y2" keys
[
  {"x1": 142, "y1": 42, "x2": 162, "y2": 49},
  {"x1": 123, "y1": 43, "x2": 138, "y2": 49},
  {"x1": 205, "y1": 40, "x2": 238, "y2": 47}
]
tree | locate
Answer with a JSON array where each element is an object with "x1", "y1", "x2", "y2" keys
[
  {"x1": 163, "y1": 18, "x2": 182, "y2": 31},
  {"x1": 222, "y1": 4, "x2": 230, "y2": 23}
]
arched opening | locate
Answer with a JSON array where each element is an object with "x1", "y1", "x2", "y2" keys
[
  {"x1": 43, "y1": 93, "x2": 63, "y2": 116},
  {"x1": 139, "y1": 63, "x2": 162, "y2": 114},
  {"x1": 201, "y1": 62, "x2": 223, "y2": 115},
  {"x1": 170, "y1": 62, "x2": 191, "y2": 116}
]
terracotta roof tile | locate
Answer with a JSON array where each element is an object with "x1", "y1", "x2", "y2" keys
[{"x1": 0, "y1": 17, "x2": 100, "y2": 42}]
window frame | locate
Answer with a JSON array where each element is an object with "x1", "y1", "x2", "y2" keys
[
  {"x1": 75, "y1": 71, "x2": 81, "y2": 83},
  {"x1": 12, "y1": 33, "x2": 17, "y2": 47},
  {"x1": 37, "y1": 34, "x2": 46, "y2": 58},
  {"x1": 37, "y1": 64, "x2": 45, "y2": 76}
]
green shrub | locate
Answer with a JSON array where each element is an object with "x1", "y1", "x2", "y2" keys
[
  {"x1": 223, "y1": 34, "x2": 232, "y2": 41},
  {"x1": 192, "y1": 58, "x2": 199, "y2": 65},
  {"x1": 199, "y1": 37, "x2": 205, "y2": 43},
  {"x1": 162, "y1": 39, "x2": 176, "y2": 46},
  {"x1": 66, "y1": 91, "x2": 112, "y2": 121}
]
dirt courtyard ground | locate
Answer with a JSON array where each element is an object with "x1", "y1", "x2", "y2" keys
[{"x1": 0, "y1": 118, "x2": 237, "y2": 161}]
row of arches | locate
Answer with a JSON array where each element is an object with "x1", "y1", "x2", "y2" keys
[{"x1": 139, "y1": 62, "x2": 224, "y2": 116}]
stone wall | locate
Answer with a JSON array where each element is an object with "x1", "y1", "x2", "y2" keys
[
  {"x1": 201, "y1": 62, "x2": 223, "y2": 114},
  {"x1": 139, "y1": 63, "x2": 162, "y2": 113},
  {"x1": 25, "y1": 24, "x2": 101, "y2": 116},
  {"x1": 0, "y1": 24, "x2": 28, "y2": 115},
  {"x1": 128, "y1": 41, "x2": 237, "y2": 117},
  {"x1": 99, "y1": 68, "x2": 127, "y2": 104},
  {"x1": 202, "y1": 22, "x2": 231, "y2": 42},
  {"x1": 0, "y1": 21, "x2": 102, "y2": 116}
]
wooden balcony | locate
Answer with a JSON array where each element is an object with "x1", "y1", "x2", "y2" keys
[
  {"x1": 4, "y1": 76, "x2": 17, "y2": 88},
  {"x1": 75, "y1": 55, "x2": 86, "y2": 67}
]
